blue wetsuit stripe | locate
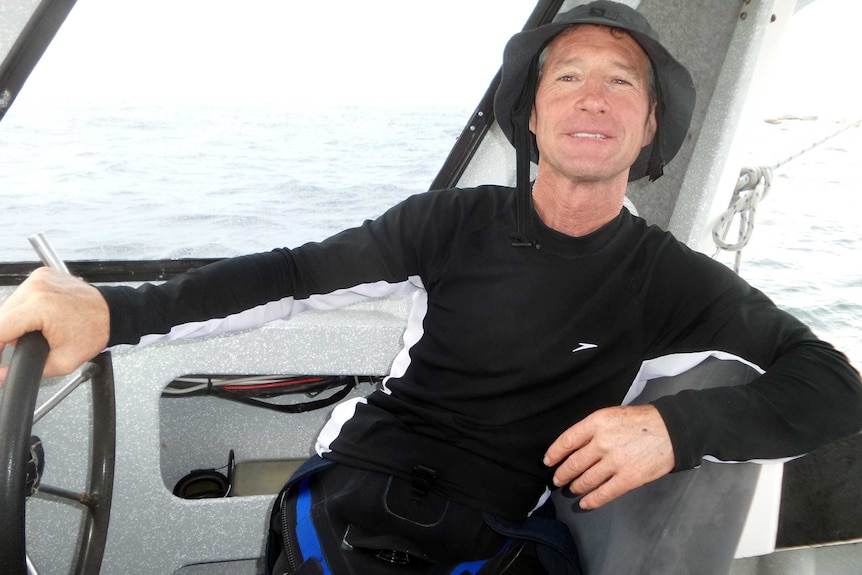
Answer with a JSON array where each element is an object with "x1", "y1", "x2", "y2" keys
[
  {"x1": 451, "y1": 559, "x2": 488, "y2": 573},
  {"x1": 295, "y1": 476, "x2": 332, "y2": 574}
]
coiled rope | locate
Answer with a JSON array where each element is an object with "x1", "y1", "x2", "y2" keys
[{"x1": 712, "y1": 118, "x2": 861, "y2": 272}]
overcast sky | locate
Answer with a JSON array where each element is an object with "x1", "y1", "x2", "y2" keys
[
  {"x1": 756, "y1": 0, "x2": 862, "y2": 119},
  {"x1": 14, "y1": 0, "x2": 862, "y2": 119},
  {"x1": 23, "y1": 0, "x2": 533, "y2": 107}
]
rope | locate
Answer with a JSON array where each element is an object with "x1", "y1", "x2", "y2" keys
[
  {"x1": 769, "y1": 117, "x2": 861, "y2": 171},
  {"x1": 712, "y1": 117, "x2": 861, "y2": 273},
  {"x1": 712, "y1": 166, "x2": 772, "y2": 273}
]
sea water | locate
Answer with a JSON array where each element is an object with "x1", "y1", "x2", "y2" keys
[
  {"x1": 729, "y1": 119, "x2": 862, "y2": 369},
  {"x1": 1, "y1": 102, "x2": 860, "y2": 367}
]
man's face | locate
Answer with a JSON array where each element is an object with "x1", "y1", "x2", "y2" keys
[{"x1": 530, "y1": 24, "x2": 657, "y2": 186}]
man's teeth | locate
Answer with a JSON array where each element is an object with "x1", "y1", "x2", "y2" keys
[{"x1": 572, "y1": 132, "x2": 607, "y2": 139}]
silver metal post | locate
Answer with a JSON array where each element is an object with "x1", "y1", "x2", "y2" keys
[
  {"x1": 26, "y1": 552, "x2": 40, "y2": 575},
  {"x1": 28, "y1": 232, "x2": 70, "y2": 273},
  {"x1": 25, "y1": 231, "x2": 100, "y2": 422}
]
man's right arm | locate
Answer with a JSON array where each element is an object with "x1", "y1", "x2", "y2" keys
[
  {"x1": 0, "y1": 188, "x2": 465, "y2": 381},
  {"x1": 0, "y1": 251, "x2": 286, "y2": 380},
  {"x1": 96, "y1": 250, "x2": 302, "y2": 347}
]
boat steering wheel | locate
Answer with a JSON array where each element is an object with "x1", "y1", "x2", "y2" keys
[{"x1": 0, "y1": 331, "x2": 116, "y2": 574}]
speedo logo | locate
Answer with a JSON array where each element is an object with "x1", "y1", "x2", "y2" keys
[{"x1": 572, "y1": 342, "x2": 598, "y2": 353}]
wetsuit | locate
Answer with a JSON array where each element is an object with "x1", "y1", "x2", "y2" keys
[{"x1": 98, "y1": 185, "x2": 862, "y2": 569}]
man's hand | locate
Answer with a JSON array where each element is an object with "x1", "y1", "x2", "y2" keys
[
  {"x1": 544, "y1": 404, "x2": 675, "y2": 510},
  {"x1": 0, "y1": 267, "x2": 110, "y2": 383}
]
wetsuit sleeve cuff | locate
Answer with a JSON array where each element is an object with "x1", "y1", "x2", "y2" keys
[
  {"x1": 651, "y1": 396, "x2": 705, "y2": 472},
  {"x1": 95, "y1": 285, "x2": 145, "y2": 347}
]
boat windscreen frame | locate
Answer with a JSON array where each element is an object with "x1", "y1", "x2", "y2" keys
[
  {"x1": 0, "y1": 0, "x2": 78, "y2": 124},
  {"x1": 0, "y1": 0, "x2": 565, "y2": 285},
  {"x1": 430, "y1": 0, "x2": 565, "y2": 191}
]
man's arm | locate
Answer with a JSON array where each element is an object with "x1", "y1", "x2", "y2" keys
[
  {"x1": 652, "y1": 339, "x2": 862, "y2": 469},
  {"x1": 0, "y1": 267, "x2": 109, "y2": 381},
  {"x1": 544, "y1": 233, "x2": 862, "y2": 511},
  {"x1": 1, "y1": 191, "x2": 446, "y2": 375}
]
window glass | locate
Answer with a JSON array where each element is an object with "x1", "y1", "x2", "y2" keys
[{"x1": 0, "y1": 0, "x2": 534, "y2": 261}]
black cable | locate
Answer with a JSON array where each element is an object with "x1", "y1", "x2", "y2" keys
[{"x1": 209, "y1": 378, "x2": 357, "y2": 414}]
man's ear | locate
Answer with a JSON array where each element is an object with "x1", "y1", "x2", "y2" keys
[{"x1": 529, "y1": 105, "x2": 537, "y2": 135}]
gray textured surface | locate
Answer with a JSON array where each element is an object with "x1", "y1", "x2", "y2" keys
[{"x1": 18, "y1": 296, "x2": 409, "y2": 574}]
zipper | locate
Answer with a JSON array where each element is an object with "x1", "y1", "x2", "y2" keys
[
  {"x1": 279, "y1": 485, "x2": 302, "y2": 574},
  {"x1": 490, "y1": 541, "x2": 519, "y2": 575}
]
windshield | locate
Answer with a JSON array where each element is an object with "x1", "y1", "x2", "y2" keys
[{"x1": 0, "y1": 0, "x2": 533, "y2": 261}]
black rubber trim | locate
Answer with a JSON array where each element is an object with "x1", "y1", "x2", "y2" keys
[{"x1": 0, "y1": 259, "x2": 222, "y2": 285}]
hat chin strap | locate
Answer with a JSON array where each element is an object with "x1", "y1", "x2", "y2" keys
[
  {"x1": 646, "y1": 82, "x2": 666, "y2": 182},
  {"x1": 510, "y1": 59, "x2": 540, "y2": 249},
  {"x1": 647, "y1": 152, "x2": 664, "y2": 182},
  {"x1": 510, "y1": 126, "x2": 538, "y2": 248}
]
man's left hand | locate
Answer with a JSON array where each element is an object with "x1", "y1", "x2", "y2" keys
[{"x1": 543, "y1": 404, "x2": 675, "y2": 510}]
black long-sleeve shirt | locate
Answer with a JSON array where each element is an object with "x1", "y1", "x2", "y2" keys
[{"x1": 98, "y1": 186, "x2": 862, "y2": 519}]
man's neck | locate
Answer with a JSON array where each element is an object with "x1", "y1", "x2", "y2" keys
[{"x1": 531, "y1": 173, "x2": 628, "y2": 237}]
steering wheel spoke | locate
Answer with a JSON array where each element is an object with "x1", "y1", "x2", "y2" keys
[
  {"x1": 32, "y1": 483, "x2": 95, "y2": 507},
  {"x1": 33, "y1": 362, "x2": 101, "y2": 425}
]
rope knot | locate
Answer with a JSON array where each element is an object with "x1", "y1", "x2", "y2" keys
[{"x1": 711, "y1": 165, "x2": 773, "y2": 272}]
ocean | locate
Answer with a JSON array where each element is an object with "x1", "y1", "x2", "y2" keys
[{"x1": 1, "y1": 102, "x2": 860, "y2": 367}]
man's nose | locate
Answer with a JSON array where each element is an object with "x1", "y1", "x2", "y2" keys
[{"x1": 576, "y1": 76, "x2": 608, "y2": 113}]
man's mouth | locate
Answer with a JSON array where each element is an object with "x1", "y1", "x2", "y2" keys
[{"x1": 570, "y1": 132, "x2": 608, "y2": 139}]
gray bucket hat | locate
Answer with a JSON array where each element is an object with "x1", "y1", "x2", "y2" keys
[{"x1": 494, "y1": 0, "x2": 696, "y2": 182}]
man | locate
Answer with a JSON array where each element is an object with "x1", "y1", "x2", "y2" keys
[{"x1": 2, "y1": 2, "x2": 861, "y2": 574}]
